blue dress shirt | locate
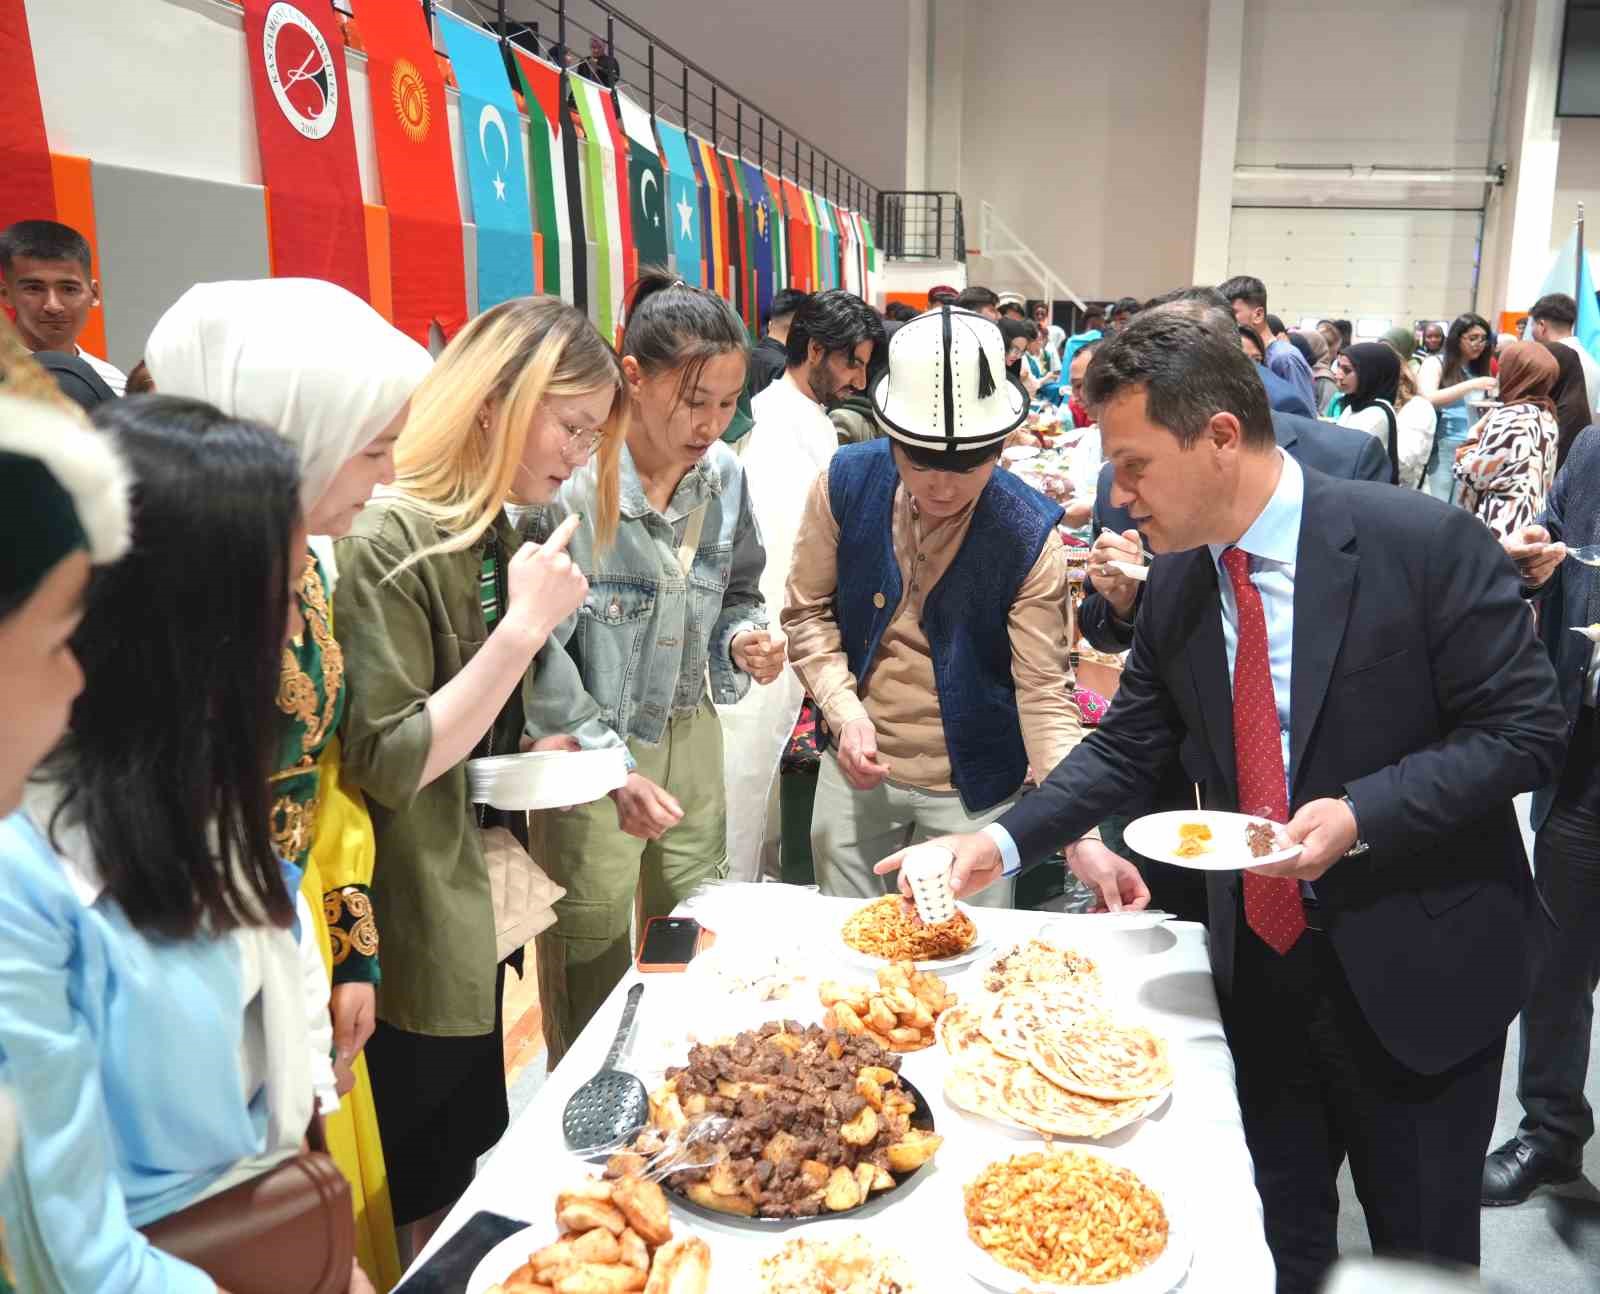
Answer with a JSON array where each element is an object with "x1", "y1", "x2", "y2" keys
[
  {"x1": 0, "y1": 808, "x2": 257, "y2": 1294},
  {"x1": 990, "y1": 453, "x2": 1304, "y2": 877}
]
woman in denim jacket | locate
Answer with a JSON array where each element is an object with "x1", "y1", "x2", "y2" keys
[{"x1": 527, "y1": 272, "x2": 786, "y2": 1057}]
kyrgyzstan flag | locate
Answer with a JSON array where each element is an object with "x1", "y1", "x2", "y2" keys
[
  {"x1": 0, "y1": 0, "x2": 56, "y2": 229},
  {"x1": 349, "y1": 0, "x2": 466, "y2": 343},
  {"x1": 242, "y1": 0, "x2": 369, "y2": 300}
]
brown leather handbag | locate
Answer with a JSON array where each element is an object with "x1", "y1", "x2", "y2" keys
[{"x1": 140, "y1": 1151, "x2": 354, "y2": 1294}]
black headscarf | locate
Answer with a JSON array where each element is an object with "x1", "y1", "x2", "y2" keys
[
  {"x1": 1542, "y1": 340, "x2": 1592, "y2": 470},
  {"x1": 34, "y1": 351, "x2": 117, "y2": 412},
  {"x1": 1343, "y1": 342, "x2": 1400, "y2": 412},
  {"x1": 1343, "y1": 342, "x2": 1401, "y2": 485}
]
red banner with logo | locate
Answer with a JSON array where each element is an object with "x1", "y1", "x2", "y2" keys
[
  {"x1": 0, "y1": 0, "x2": 56, "y2": 230},
  {"x1": 242, "y1": 0, "x2": 369, "y2": 299},
  {"x1": 348, "y1": 0, "x2": 466, "y2": 342}
]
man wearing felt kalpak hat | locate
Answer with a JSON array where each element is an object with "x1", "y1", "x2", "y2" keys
[{"x1": 782, "y1": 304, "x2": 1095, "y2": 905}]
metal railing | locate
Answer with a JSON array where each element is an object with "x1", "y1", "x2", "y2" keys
[
  {"x1": 875, "y1": 191, "x2": 965, "y2": 262},
  {"x1": 358, "y1": 0, "x2": 882, "y2": 213}
]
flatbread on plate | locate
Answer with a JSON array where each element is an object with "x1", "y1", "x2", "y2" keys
[
  {"x1": 1027, "y1": 1022, "x2": 1173, "y2": 1101},
  {"x1": 999, "y1": 1062, "x2": 1163, "y2": 1139},
  {"x1": 980, "y1": 987, "x2": 1106, "y2": 1062}
]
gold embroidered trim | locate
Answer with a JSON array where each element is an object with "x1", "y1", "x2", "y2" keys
[
  {"x1": 325, "y1": 886, "x2": 379, "y2": 965},
  {"x1": 276, "y1": 553, "x2": 345, "y2": 754},
  {"x1": 270, "y1": 789, "x2": 319, "y2": 866}
]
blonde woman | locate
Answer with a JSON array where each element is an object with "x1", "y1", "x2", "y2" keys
[
  {"x1": 332, "y1": 297, "x2": 624, "y2": 1257},
  {"x1": 526, "y1": 272, "x2": 784, "y2": 1060}
]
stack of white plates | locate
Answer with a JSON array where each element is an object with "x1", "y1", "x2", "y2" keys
[{"x1": 465, "y1": 746, "x2": 628, "y2": 812}]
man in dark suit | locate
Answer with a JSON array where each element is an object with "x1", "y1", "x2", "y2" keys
[
  {"x1": 1481, "y1": 427, "x2": 1600, "y2": 1204},
  {"x1": 1081, "y1": 406, "x2": 1392, "y2": 653},
  {"x1": 1077, "y1": 402, "x2": 1392, "y2": 921},
  {"x1": 878, "y1": 307, "x2": 1566, "y2": 1290}
]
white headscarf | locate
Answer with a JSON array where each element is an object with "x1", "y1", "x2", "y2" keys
[{"x1": 144, "y1": 278, "x2": 433, "y2": 511}]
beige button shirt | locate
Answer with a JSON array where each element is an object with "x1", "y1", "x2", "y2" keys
[{"x1": 782, "y1": 469, "x2": 1086, "y2": 791}]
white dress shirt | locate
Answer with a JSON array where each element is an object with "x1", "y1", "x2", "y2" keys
[{"x1": 990, "y1": 452, "x2": 1304, "y2": 876}]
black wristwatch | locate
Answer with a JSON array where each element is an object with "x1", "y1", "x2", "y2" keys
[{"x1": 1341, "y1": 795, "x2": 1369, "y2": 857}]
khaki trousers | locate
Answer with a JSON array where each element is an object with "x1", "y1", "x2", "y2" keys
[
  {"x1": 810, "y1": 752, "x2": 1016, "y2": 908},
  {"x1": 533, "y1": 701, "x2": 728, "y2": 1064}
]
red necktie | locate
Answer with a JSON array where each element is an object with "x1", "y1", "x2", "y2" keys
[{"x1": 1220, "y1": 547, "x2": 1306, "y2": 955}]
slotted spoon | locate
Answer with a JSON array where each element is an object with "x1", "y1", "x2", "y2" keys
[{"x1": 562, "y1": 982, "x2": 648, "y2": 1155}]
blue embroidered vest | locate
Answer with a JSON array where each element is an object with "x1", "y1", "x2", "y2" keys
[{"x1": 827, "y1": 439, "x2": 1064, "y2": 813}]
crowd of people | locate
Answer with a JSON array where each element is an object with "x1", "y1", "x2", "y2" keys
[{"x1": 3, "y1": 205, "x2": 1600, "y2": 1294}]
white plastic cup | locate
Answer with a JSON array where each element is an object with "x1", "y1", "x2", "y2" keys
[{"x1": 901, "y1": 844, "x2": 957, "y2": 925}]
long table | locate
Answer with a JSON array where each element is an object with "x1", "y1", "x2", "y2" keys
[{"x1": 408, "y1": 884, "x2": 1275, "y2": 1292}]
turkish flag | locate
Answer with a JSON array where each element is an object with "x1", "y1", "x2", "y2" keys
[
  {"x1": 242, "y1": 0, "x2": 369, "y2": 299},
  {"x1": 0, "y1": 0, "x2": 57, "y2": 230},
  {"x1": 348, "y1": 0, "x2": 466, "y2": 343}
]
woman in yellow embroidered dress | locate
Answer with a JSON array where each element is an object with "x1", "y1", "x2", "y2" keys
[{"x1": 146, "y1": 279, "x2": 433, "y2": 1291}]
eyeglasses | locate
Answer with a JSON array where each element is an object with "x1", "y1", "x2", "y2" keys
[{"x1": 562, "y1": 422, "x2": 605, "y2": 459}]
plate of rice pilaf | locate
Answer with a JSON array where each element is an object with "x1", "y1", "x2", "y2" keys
[
  {"x1": 839, "y1": 895, "x2": 988, "y2": 972},
  {"x1": 963, "y1": 1148, "x2": 1191, "y2": 1292}
]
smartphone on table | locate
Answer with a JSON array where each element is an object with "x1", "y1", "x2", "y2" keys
[{"x1": 636, "y1": 915, "x2": 709, "y2": 972}]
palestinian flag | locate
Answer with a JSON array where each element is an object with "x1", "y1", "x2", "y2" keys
[
  {"x1": 568, "y1": 73, "x2": 624, "y2": 340},
  {"x1": 509, "y1": 42, "x2": 576, "y2": 304}
]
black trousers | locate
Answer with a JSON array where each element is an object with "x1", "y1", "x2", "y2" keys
[
  {"x1": 1226, "y1": 926, "x2": 1505, "y2": 1294},
  {"x1": 366, "y1": 960, "x2": 511, "y2": 1225},
  {"x1": 1516, "y1": 748, "x2": 1600, "y2": 1164}
]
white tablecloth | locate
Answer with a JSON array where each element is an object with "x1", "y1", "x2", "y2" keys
[{"x1": 407, "y1": 885, "x2": 1275, "y2": 1292}]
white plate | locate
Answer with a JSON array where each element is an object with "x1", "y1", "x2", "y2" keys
[
  {"x1": 1002, "y1": 445, "x2": 1041, "y2": 462},
  {"x1": 467, "y1": 747, "x2": 628, "y2": 812},
  {"x1": 964, "y1": 1144, "x2": 1193, "y2": 1293},
  {"x1": 1122, "y1": 809, "x2": 1301, "y2": 870},
  {"x1": 1107, "y1": 560, "x2": 1149, "y2": 583},
  {"x1": 837, "y1": 902, "x2": 991, "y2": 974},
  {"x1": 465, "y1": 1222, "x2": 546, "y2": 1294},
  {"x1": 1036, "y1": 910, "x2": 1174, "y2": 935}
]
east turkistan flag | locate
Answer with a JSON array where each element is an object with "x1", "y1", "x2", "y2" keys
[
  {"x1": 655, "y1": 119, "x2": 702, "y2": 286},
  {"x1": 616, "y1": 89, "x2": 669, "y2": 271},
  {"x1": 435, "y1": 10, "x2": 533, "y2": 309}
]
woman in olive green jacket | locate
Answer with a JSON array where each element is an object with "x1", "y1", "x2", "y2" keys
[{"x1": 331, "y1": 298, "x2": 625, "y2": 1257}]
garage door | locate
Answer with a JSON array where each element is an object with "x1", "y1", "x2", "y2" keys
[{"x1": 1227, "y1": 207, "x2": 1484, "y2": 335}]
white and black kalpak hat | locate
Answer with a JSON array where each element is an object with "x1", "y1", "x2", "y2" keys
[{"x1": 869, "y1": 304, "x2": 1028, "y2": 453}]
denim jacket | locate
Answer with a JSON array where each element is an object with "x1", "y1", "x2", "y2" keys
[{"x1": 523, "y1": 442, "x2": 768, "y2": 760}]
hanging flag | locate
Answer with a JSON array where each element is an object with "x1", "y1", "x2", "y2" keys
[
  {"x1": 764, "y1": 170, "x2": 787, "y2": 297},
  {"x1": 817, "y1": 195, "x2": 840, "y2": 290},
  {"x1": 568, "y1": 74, "x2": 624, "y2": 338},
  {"x1": 655, "y1": 119, "x2": 702, "y2": 287},
  {"x1": 694, "y1": 136, "x2": 728, "y2": 301},
  {"x1": 348, "y1": 0, "x2": 466, "y2": 342},
  {"x1": 1534, "y1": 217, "x2": 1600, "y2": 359},
  {"x1": 719, "y1": 152, "x2": 750, "y2": 329},
  {"x1": 0, "y1": 0, "x2": 56, "y2": 229},
  {"x1": 780, "y1": 178, "x2": 813, "y2": 291},
  {"x1": 832, "y1": 200, "x2": 856, "y2": 296},
  {"x1": 242, "y1": 0, "x2": 369, "y2": 298},
  {"x1": 435, "y1": 9, "x2": 532, "y2": 309},
  {"x1": 616, "y1": 89, "x2": 668, "y2": 272},
  {"x1": 509, "y1": 43, "x2": 573, "y2": 304},
  {"x1": 741, "y1": 162, "x2": 775, "y2": 333},
  {"x1": 597, "y1": 88, "x2": 634, "y2": 293}
]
